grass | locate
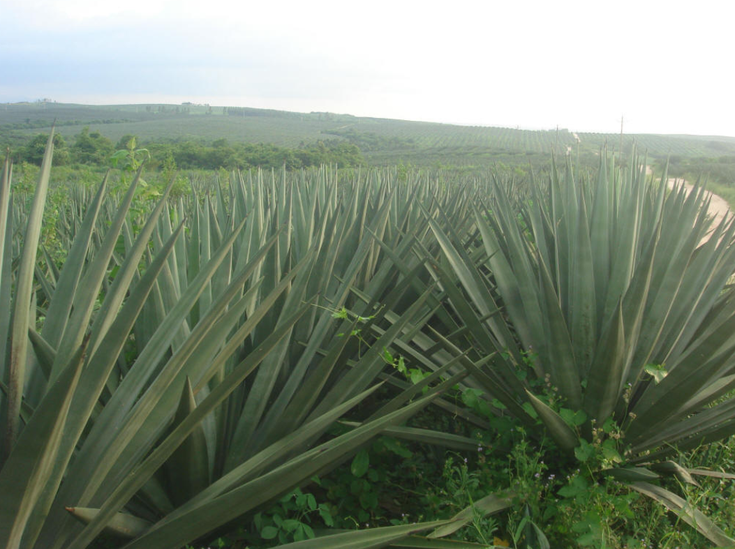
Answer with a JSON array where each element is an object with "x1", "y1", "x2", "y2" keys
[{"x1": 703, "y1": 181, "x2": 735, "y2": 209}]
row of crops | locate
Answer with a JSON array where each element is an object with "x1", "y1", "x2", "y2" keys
[
  {"x1": 7, "y1": 103, "x2": 735, "y2": 168},
  {"x1": 578, "y1": 132, "x2": 735, "y2": 158},
  {"x1": 345, "y1": 124, "x2": 575, "y2": 154},
  {"x1": 331, "y1": 121, "x2": 735, "y2": 159},
  {"x1": 2, "y1": 134, "x2": 735, "y2": 548}
]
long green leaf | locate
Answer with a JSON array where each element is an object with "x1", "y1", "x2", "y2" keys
[
  {"x1": 29, "y1": 222, "x2": 186, "y2": 549},
  {"x1": 163, "y1": 377, "x2": 209, "y2": 506},
  {"x1": 65, "y1": 508, "x2": 151, "y2": 539},
  {"x1": 583, "y1": 302, "x2": 625, "y2": 423},
  {"x1": 3, "y1": 130, "x2": 55, "y2": 458},
  {"x1": 119, "y1": 392, "x2": 441, "y2": 549},
  {"x1": 272, "y1": 521, "x2": 454, "y2": 549},
  {"x1": 525, "y1": 390, "x2": 578, "y2": 453},
  {"x1": 68, "y1": 301, "x2": 314, "y2": 549},
  {"x1": 428, "y1": 493, "x2": 512, "y2": 539},
  {"x1": 630, "y1": 481, "x2": 735, "y2": 546},
  {"x1": 0, "y1": 336, "x2": 88, "y2": 549}
]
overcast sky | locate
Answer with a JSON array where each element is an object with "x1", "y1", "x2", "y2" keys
[{"x1": 2, "y1": 0, "x2": 734, "y2": 136}]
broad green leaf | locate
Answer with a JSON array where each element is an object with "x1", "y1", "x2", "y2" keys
[{"x1": 351, "y1": 449, "x2": 370, "y2": 478}]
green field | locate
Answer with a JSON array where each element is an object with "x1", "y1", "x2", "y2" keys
[{"x1": 4, "y1": 101, "x2": 735, "y2": 167}]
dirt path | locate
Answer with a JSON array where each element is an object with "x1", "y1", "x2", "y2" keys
[{"x1": 646, "y1": 166, "x2": 731, "y2": 230}]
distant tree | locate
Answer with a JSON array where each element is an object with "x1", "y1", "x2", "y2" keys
[
  {"x1": 71, "y1": 127, "x2": 114, "y2": 165},
  {"x1": 22, "y1": 133, "x2": 70, "y2": 166},
  {"x1": 172, "y1": 141, "x2": 206, "y2": 169}
]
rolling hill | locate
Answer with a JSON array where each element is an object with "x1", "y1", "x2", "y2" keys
[{"x1": 3, "y1": 101, "x2": 735, "y2": 167}]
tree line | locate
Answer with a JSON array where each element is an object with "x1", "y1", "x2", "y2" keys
[{"x1": 11, "y1": 128, "x2": 365, "y2": 171}]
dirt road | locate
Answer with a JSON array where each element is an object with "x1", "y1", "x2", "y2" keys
[{"x1": 646, "y1": 166, "x2": 731, "y2": 230}]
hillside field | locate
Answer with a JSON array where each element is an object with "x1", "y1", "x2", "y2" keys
[{"x1": 4, "y1": 101, "x2": 735, "y2": 168}]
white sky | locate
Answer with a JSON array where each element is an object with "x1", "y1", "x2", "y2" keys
[{"x1": 2, "y1": 0, "x2": 734, "y2": 136}]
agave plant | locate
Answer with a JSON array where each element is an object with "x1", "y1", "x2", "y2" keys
[
  {"x1": 420, "y1": 154, "x2": 735, "y2": 545},
  {"x1": 7, "y1": 131, "x2": 734, "y2": 548},
  {"x1": 0, "y1": 135, "x2": 490, "y2": 549}
]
